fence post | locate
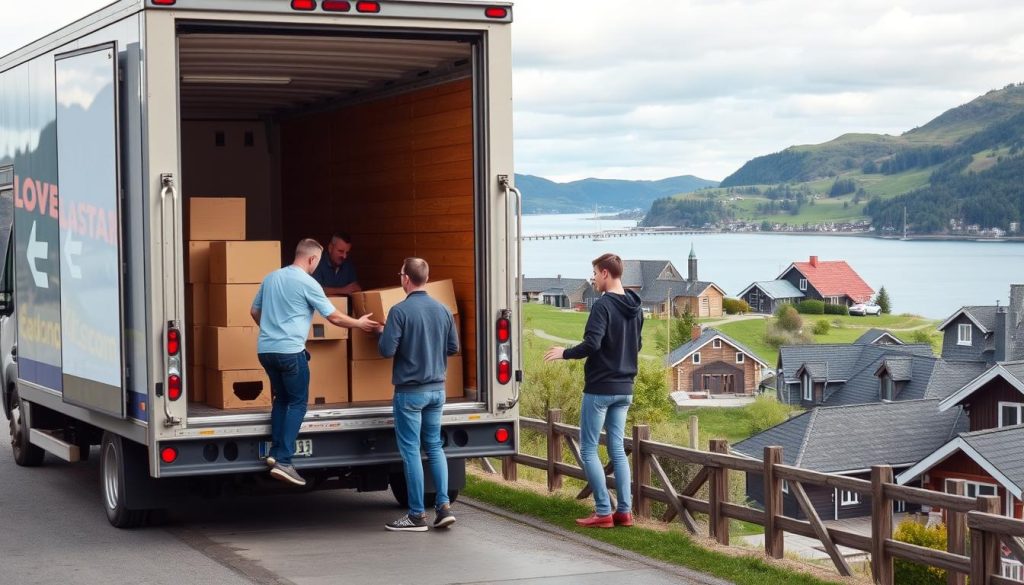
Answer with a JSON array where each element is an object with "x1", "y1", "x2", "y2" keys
[
  {"x1": 970, "y1": 495, "x2": 1001, "y2": 585},
  {"x1": 501, "y1": 455, "x2": 518, "y2": 482},
  {"x1": 709, "y1": 439, "x2": 730, "y2": 545},
  {"x1": 763, "y1": 446, "x2": 784, "y2": 559},
  {"x1": 871, "y1": 465, "x2": 894, "y2": 585},
  {"x1": 632, "y1": 425, "x2": 651, "y2": 518},
  {"x1": 689, "y1": 415, "x2": 699, "y2": 449},
  {"x1": 546, "y1": 409, "x2": 562, "y2": 492},
  {"x1": 946, "y1": 479, "x2": 966, "y2": 585}
]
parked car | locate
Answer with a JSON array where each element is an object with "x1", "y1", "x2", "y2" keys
[{"x1": 849, "y1": 303, "x2": 882, "y2": 316}]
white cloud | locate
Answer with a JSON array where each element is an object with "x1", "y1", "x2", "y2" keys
[{"x1": 4, "y1": 1, "x2": 1024, "y2": 182}]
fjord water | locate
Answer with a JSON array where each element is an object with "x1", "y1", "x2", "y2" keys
[{"x1": 522, "y1": 214, "x2": 1024, "y2": 319}]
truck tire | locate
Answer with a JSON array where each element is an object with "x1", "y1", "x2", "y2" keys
[
  {"x1": 100, "y1": 432, "x2": 147, "y2": 529},
  {"x1": 9, "y1": 388, "x2": 45, "y2": 467},
  {"x1": 388, "y1": 472, "x2": 459, "y2": 508}
]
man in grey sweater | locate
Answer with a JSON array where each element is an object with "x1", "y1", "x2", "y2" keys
[{"x1": 378, "y1": 257, "x2": 460, "y2": 532}]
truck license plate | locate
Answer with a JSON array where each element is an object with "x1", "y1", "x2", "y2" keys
[{"x1": 259, "y1": 439, "x2": 313, "y2": 459}]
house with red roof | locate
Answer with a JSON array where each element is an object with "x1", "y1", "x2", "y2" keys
[{"x1": 775, "y1": 255, "x2": 874, "y2": 307}]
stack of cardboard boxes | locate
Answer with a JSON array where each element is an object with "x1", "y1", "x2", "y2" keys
[
  {"x1": 349, "y1": 280, "x2": 463, "y2": 402},
  {"x1": 305, "y1": 296, "x2": 350, "y2": 406},
  {"x1": 186, "y1": 197, "x2": 279, "y2": 409}
]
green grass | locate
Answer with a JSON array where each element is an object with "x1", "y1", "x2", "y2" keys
[
  {"x1": 714, "y1": 318, "x2": 780, "y2": 365},
  {"x1": 463, "y1": 474, "x2": 840, "y2": 585},
  {"x1": 672, "y1": 407, "x2": 766, "y2": 444},
  {"x1": 524, "y1": 303, "x2": 671, "y2": 359}
]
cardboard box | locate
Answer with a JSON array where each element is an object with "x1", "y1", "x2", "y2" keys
[
  {"x1": 446, "y1": 355, "x2": 464, "y2": 399},
  {"x1": 187, "y1": 241, "x2": 212, "y2": 283},
  {"x1": 209, "y1": 284, "x2": 261, "y2": 327},
  {"x1": 352, "y1": 278, "x2": 458, "y2": 320},
  {"x1": 188, "y1": 197, "x2": 246, "y2": 241},
  {"x1": 186, "y1": 283, "x2": 209, "y2": 326},
  {"x1": 307, "y1": 340, "x2": 349, "y2": 405},
  {"x1": 206, "y1": 369, "x2": 272, "y2": 409},
  {"x1": 188, "y1": 366, "x2": 206, "y2": 403},
  {"x1": 350, "y1": 358, "x2": 394, "y2": 402},
  {"x1": 309, "y1": 296, "x2": 349, "y2": 341},
  {"x1": 205, "y1": 326, "x2": 260, "y2": 371},
  {"x1": 209, "y1": 241, "x2": 281, "y2": 284},
  {"x1": 350, "y1": 329, "x2": 382, "y2": 361},
  {"x1": 189, "y1": 325, "x2": 205, "y2": 366}
]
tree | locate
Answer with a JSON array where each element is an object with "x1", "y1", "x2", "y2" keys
[
  {"x1": 875, "y1": 286, "x2": 892, "y2": 314},
  {"x1": 760, "y1": 220, "x2": 773, "y2": 232},
  {"x1": 654, "y1": 308, "x2": 699, "y2": 354}
]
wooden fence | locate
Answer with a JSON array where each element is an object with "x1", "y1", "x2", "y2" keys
[{"x1": 486, "y1": 410, "x2": 1024, "y2": 585}]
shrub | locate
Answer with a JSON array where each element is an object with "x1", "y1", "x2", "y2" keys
[
  {"x1": 893, "y1": 519, "x2": 947, "y2": 585},
  {"x1": 823, "y1": 303, "x2": 849, "y2": 315},
  {"x1": 723, "y1": 298, "x2": 752, "y2": 315},
  {"x1": 764, "y1": 322, "x2": 813, "y2": 349},
  {"x1": 812, "y1": 319, "x2": 831, "y2": 335},
  {"x1": 775, "y1": 305, "x2": 803, "y2": 332},
  {"x1": 912, "y1": 329, "x2": 932, "y2": 344},
  {"x1": 629, "y1": 360, "x2": 673, "y2": 427},
  {"x1": 746, "y1": 395, "x2": 791, "y2": 434},
  {"x1": 796, "y1": 299, "x2": 825, "y2": 314}
]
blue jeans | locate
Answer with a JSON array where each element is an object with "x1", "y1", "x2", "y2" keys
[
  {"x1": 393, "y1": 390, "x2": 448, "y2": 517},
  {"x1": 580, "y1": 393, "x2": 633, "y2": 516},
  {"x1": 259, "y1": 351, "x2": 309, "y2": 466}
]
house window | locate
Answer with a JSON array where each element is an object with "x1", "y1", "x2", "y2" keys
[
  {"x1": 799, "y1": 278, "x2": 808, "y2": 291},
  {"x1": 893, "y1": 500, "x2": 907, "y2": 513},
  {"x1": 1004, "y1": 561, "x2": 1024, "y2": 581},
  {"x1": 947, "y1": 479, "x2": 998, "y2": 499},
  {"x1": 802, "y1": 372, "x2": 812, "y2": 401},
  {"x1": 957, "y1": 324, "x2": 972, "y2": 346},
  {"x1": 736, "y1": 352, "x2": 745, "y2": 364},
  {"x1": 999, "y1": 402, "x2": 1024, "y2": 427},
  {"x1": 712, "y1": 339, "x2": 722, "y2": 349},
  {"x1": 692, "y1": 353, "x2": 701, "y2": 364},
  {"x1": 880, "y1": 375, "x2": 894, "y2": 401},
  {"x1": 840, "y1": 490, "x2": 860, "y2": 506}
]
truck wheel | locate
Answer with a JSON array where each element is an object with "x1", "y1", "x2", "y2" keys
[
  {"x1": 100, "y1": 432, "x2": 147, "y2": 529},
  {"x1": 389, "y1": 472, "x2": 459, "y2": 508},
  {"x1": 9, "y1": 388, "x2": 45, "y2": 467}
]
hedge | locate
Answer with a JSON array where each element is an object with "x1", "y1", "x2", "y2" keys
[
  {"x1": 796, "y1": 300, "x2": 825, "y2": 314},
  {"x1": 824, "y1": 303, "x2": 849, "y2": 315}
]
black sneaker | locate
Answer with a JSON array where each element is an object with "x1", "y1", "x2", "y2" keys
[
  {"x1": 269, "y1": 464, "x2": 306, "y2": 486},
  {"x1": 385, "y1": 514, "x2": 428, "y2": 532},
  {"x1": 433, "y1": 505, "x2": 456, "y2": 529}
]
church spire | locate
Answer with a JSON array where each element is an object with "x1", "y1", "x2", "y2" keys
[{"x1": 688, "y1": 242, "x2": 698, "y2": 282}]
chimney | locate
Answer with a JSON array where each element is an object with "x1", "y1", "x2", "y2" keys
[
  {"x1": 556, "y1": 274, "x2": 561, "y2": 281},
  {"x1": 995, "y1": 303, "x2": 1008, "y2": 363},
  {"x1": 809, "y1": 255, "x2": 819, "y2": 268},
  {"x1": 691, "y1": 325, "x2": 702, "y2": 341},
  {"x1": 1010, "y1": 284, "x2": 1024, "y2": 360}
]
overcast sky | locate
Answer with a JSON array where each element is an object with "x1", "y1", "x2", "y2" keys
[{"x1": 4, "y1": 1, "x2": 1024, "y2": 182}]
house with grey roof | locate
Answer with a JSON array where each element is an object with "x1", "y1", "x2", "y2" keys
[
  {"x1": 664, "y1": 327, "x2": 771, "y2": 395},
  {"x1": 853, "y1": 328, "x2": 904, "y2": 346},
  {"x1": 937, "y1": 285, "x2": 1024, "y2": 364},
  {"x1": 733, "y1": 399, "x2": 966, "y2": 520},
  {"x1": 521, "y1": 276, "x2": 590, "y2": 309},
  {"x1": 737, "y1": 280, "x2": 805, "y2": 315},
  {"x1": 623, "y1": 247, "x2": 726, "y2": 317}
]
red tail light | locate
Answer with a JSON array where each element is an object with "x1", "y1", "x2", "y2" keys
[
  {"x1": 322, "y1": 0, "x2": 351, "y2": 10},
  {"x1": 485, "y1": 7, "x2": 508, "y2": 19},
  {"x1": 152, "y1": 0, "x2": 176, "y2": 5},
  {"x1": 168, "y1": 374, "x2": 182, "y2": 401},
  {"x1": 355, "y1": 1, "x2": 380, "y2": 13},
  {"x1": 292, "y1": 0, "x2": 317, "y2": 10},
  {"x1": 167, "y1": 328, "x2": 181, "y2": 356},
  {"x1": 496, "y1": 317, "x2": 510, "y2": 343},
  {"x1": 495, "y1": 428, "x2": 510, "y2": 443},
  {"x1": 160, "y1": 447, "x2": 178, "y2": 464},
  {"x1": 497, "y1": 360, "x2": 511, "y2": 384}
]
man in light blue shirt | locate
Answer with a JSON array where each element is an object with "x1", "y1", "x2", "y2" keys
[{"x1": 250, "y1": 238, "x2": 379, "y2": 486}]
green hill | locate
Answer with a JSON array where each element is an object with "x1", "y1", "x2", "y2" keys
[
  {"x1": 648, "y1": 83, "x2": 1024, "y2": 232},
  {"x1": 515, "y1": 173, "x2": 718, "y2": 214}
]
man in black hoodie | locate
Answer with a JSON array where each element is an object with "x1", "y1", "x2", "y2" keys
[{"x1": 544, "y1": 253, "x2": 643, "y2": 528}]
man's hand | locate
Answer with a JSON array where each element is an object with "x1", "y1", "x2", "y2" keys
[
  {"x1": 543, "y1": 346, "x2": 565, "y2": 362},
  {"x1": 355, "y1": 313, "x2": 381, "y2": 333}
]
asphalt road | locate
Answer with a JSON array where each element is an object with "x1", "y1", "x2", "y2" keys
[{"x1": 0, "y1": 408, "x2": 709, "y2": 585}]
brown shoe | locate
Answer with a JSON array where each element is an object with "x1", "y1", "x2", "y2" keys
[
  {"x1": 613, "y1": 511, "x2": 634, "y2": 527},
  {"x1": 575, "y1": 513, "x2": 614, "y2": 528}
]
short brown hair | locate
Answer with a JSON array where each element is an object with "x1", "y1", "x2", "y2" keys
[
  {"x1": 402, "y1": 257, "x2": 429, "y2": 286},
  {"x1": 592, "y1": 253, "x2": 623, "y2": 279},
  {"x1": 295, "y1": 238, "x2": 323, "y2": 259}
]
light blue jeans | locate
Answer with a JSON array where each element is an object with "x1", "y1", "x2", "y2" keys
[
  {"x1": 393, "y1": 390, "x2": 449, "y2": 517},
  {"x1": 580, "y1": 393, "x2": 633, "y2": 516}
]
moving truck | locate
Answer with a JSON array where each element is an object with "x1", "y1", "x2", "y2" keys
[{"x1": 0, "y1": 0, "x2": 522, "y2": 527}]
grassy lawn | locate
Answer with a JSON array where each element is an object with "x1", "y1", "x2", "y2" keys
[
  {"x1": 463, "y1": 474, "x2": 841, "y2": 585},
  {"x1": 524, "y1": 303, "x2": 670, "y2": 359}
]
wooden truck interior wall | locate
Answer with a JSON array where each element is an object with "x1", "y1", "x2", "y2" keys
[{"x1": 279, "y1": 78, "x2": 477, "y2": 392}]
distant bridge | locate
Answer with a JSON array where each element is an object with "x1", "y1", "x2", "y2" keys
[{"x1": 523, "y1": 229, "x2": 712, "y2": 241}]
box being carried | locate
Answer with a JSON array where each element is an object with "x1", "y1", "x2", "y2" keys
[{"x1": 352, "y1": 279, "x2": 458, "y2": 320}]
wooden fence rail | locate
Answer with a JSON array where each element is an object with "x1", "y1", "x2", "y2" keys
[{"x1": 488, "y1": 410, "x2": 1024, "y2": 585}]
